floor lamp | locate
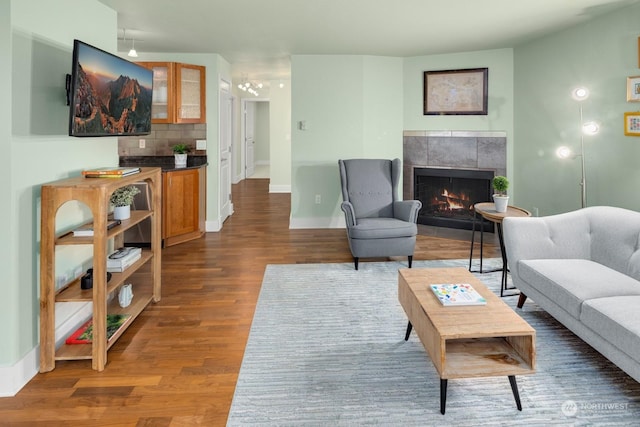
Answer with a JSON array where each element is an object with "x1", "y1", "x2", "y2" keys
[{"x1": 556, "y1": 87, "x2": 599, "y2": 209}]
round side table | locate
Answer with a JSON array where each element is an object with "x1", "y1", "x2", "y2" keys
[{"x1": 469, "y1": 202, "x2": 531, "y2": 297}]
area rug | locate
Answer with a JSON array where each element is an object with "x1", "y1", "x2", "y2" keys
[{"x1": 227, "y1": 259, "x2": 640, "y2": 426}]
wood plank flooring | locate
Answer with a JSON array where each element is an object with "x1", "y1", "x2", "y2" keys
[{"x1": 0, "y1": 178, "x2": 497, "y2": 426}]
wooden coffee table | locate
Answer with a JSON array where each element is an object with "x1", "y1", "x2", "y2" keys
[{"x1": 398, "y1": 267, "x2": 536, "y2": 414}]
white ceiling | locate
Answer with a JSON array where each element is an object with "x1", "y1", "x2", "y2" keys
[{"x1": 99, "y1": 0, "x2": 637, "y2": 82}]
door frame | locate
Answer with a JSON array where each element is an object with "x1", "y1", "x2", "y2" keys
[{"x1": 218, "y1": 77, "x2": 235, "y2": 227}]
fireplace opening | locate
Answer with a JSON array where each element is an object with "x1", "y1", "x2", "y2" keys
[{"x1": 414, "y1": 168, "x2": 494, "y2": 232}]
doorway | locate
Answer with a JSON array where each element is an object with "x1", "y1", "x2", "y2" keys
[{"x1": 241, "y1": 98, "x2": 270, "y2": 180}]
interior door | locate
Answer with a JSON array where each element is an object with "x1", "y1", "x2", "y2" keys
[
  {"x1": 244, "y1": 101, "x2": 256, "y2": 177},
  {"x1": 219, "y1": 80, "x2": 233, "y2": 224}
]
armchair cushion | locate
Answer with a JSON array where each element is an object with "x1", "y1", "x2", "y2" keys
[{"x1": 348, "y1": 218, "x2": 418, "y2": 240}]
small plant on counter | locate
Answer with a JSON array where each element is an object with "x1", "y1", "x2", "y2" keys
[
  {"x1": 492, "y1": 176, "x2": 509, "y2": 196},
  {"x1": 172, "y1": 143, "x2": 191, "y2": 154},
  {"x1": 110, "y1": 185, "x2": 141, "y2": 207}
]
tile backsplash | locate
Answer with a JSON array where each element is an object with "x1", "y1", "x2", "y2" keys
[{"x1": 118, "y1": 123, "x2": 207, "y2": 156}]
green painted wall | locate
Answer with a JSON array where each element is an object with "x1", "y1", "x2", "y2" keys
[
  {"x1": 255, "y1": 102, "x2": 270, "y2": 163},
  {"x1": 4, "y1": 0, "x2": 118, "y2": 367},
  {"x1": 513, "y1": 3, "x2": 640, "y2": 215},
  {"x1": 290, "y1": 55, "x2": 403, "y2": 227}
]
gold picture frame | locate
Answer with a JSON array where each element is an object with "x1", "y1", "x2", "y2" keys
[
  {"x1": 627, "y1": 75, "x2": 640, "y2": 102},
  {"x1": 624, "y1": 112, "x2": 640, "y2": 136}
]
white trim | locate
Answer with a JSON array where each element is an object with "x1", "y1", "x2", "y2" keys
[
  {"x1": 289, "y1": 216, "x2": 346, "y2": 229},
  {"x1": 0, "y1": 347, "x2": 38, "y2": 397},
  {"x1": 0, "y1": 302, "x2": 92, "y2": 397},
  {"x1": 268, "y1": 184, "x2": 291, "y2": 193},
  {"x1": 206, "y1": 219, "x2": 221, "y2": 232}
]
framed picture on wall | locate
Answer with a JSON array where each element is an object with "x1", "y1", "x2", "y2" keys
[
  {"x1": 626, "y1": 75, "x2": 640, "y2": 102},
  {"x1": 624, "y1": 112, "x2": 640, "y2": 136},
  {"x1": 423, "y1": 68, "x2": 488, "y2": 115}
]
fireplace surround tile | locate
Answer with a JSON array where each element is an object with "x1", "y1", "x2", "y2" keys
[{"x1": 402, "y1": 130, "x2": 507, "y2": 204}]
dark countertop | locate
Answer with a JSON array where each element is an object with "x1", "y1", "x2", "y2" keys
[{"x1": 120, "y1": 156, "x2": 208, "y2": 172}]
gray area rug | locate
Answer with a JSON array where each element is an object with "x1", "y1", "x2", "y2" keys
[{"x1": 227, "y1": 259, "x2": 640, "y2": 426}]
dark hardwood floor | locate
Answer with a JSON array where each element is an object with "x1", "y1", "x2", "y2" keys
[{"x1": 0, "y1": 178, "x2": 497, "y2": 426}]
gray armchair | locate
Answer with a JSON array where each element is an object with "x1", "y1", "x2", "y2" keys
[{"x1": 338, "y1": 158, "x2": 422, "y2": 270}]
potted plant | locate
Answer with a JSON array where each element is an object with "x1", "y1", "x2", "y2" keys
[
  {"x1": 110, "y1": 185, "x2": 141, "y2": 220},
  {"x1": 492, "y1": 175, "x2": 509, "y2": 213},
  {"x1": 172, "y1": 143, "x2": 191, "y2": 168}
]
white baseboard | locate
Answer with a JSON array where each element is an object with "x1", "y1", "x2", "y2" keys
[
  {"x1": 289, "y1": 216, "x2": 346, "y2": 229},
  {"x1": 0, "y1": 346, "x2": 39, "y2": 397},
  {"x1": 206, "y1": 219, "x2": 221, "y2": 232},
  {"x1": 0, "y1": 302, "x2": 92, "y2": 397},
  {"x1": 269, "y1": 184, "x2": 291, "y2": 193}
]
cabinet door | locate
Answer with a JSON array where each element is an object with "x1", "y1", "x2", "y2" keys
[
  {"x1": 175, "y1": 63, "x2": 206, "y2": 123},
  {"x1": 138, "y1": 62, "x2": 175, "y2": 124},
  {"x1": 163, "y1": 169, "x2": 199, "y2": 239}
]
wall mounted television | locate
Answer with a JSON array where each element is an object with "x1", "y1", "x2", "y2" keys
[{"x1": 67, "y1": 39, "x2": 153, "y2": 137}]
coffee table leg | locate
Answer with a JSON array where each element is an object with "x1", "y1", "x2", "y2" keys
[
  {"x1": 404, "y1": 321, "x2": 412, "y2": 341},
  {"x1": 508, "y1": 375, "x2": 522, "y2": 411},
  {"x1": 440, "y1": 379, "x2": 447, "y2": 414}
]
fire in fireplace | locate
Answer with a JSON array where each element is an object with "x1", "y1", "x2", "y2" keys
[{"x1": 414, "y1": 168, "x2": 494, "y2": 231}]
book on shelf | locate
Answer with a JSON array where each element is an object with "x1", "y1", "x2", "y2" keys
[
  {"x1": 72, "y1": 219, "x2": 121, "y2": 237},
  {"x1": 107, "y1": 247, "x2": 142, "y2": 272},
  {"x1": 82, "y1": 167, "x2": 140, "y2": 178},
  {"x1": 65, "y1": 314, "x2": 131, "y2": 345},
  {"x1": 430, "y1": 283, "x2": 487, "y2": 306}
]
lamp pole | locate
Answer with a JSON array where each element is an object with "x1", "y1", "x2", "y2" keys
[{"x1": 579, "y1": 105, "x2": 586, "y2": 209}]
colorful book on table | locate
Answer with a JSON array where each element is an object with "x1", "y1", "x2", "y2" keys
[{"x1": 430, "y1": 283, "x2": 487, "y2": 306}]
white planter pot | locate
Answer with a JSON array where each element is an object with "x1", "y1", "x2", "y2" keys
[
  {"x1": 174, "y1": 153, "x2": 187, "y2": 168},
  {"x1": 113, "y1": 205, "x2": 131, "y2": 220},
  {"x1": 493, "y1": 195, "x2": 509, "y2": 213}
]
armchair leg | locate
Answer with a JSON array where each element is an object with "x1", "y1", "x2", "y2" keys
[
  {"x1": 408, "y1": 256, "x2": 413, "y2": 268},
  {"x1": 354, "y1": 257, "x2": 359, "y2": 270}
]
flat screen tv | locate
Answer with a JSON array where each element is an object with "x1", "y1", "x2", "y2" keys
[{"x1": 68, "y1": 39, "x2": 153, "y2": 137}]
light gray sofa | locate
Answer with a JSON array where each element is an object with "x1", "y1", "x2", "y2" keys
[{"x1": 503, "y1": 206, "x2": 640, "y2": 383}]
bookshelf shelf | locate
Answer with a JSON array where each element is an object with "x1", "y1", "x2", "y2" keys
[{"x1": 39, "y1": 167, "x2": 162, "y2": 372}]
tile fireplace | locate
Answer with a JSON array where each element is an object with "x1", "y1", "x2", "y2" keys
[{"x1": 403, "y1": 130, "x2": 507, "y2": 231}]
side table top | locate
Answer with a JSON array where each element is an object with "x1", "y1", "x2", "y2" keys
[{"x1": 474, "y1": 202, "x2": 531, "y2": 223}]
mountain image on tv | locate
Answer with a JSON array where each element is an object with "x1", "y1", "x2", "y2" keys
[{"x1": 72, "y1": 63, "x2": 152, "y2": 135}]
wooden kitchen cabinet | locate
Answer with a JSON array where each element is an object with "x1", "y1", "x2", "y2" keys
[
  {"x1": 138, "y1": 62, "x2": 206, "y2": 124},
  {"x1": 162, "y1": 166, "x2": 206, "y2": 246}
]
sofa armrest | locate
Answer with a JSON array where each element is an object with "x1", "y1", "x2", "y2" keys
[
  {"x1": 394, "y1": 200, "x2": 422, "y2": 223},
  {"x1": 341, "y1": 201, "x2": 357, "y2": 227}
]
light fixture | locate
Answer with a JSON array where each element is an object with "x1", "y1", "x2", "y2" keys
[
  {"x1": 237, "y1": 76, "x2": 262, "y2": 96},
  {"x1": 121, "y1": 29, "x2": 138, "y2": 58},
  {"x1": 556, "y1": 87, "x2": 600, "y2": 208}
]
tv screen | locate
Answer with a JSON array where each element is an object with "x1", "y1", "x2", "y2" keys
[{"x1": 68, "y1": 39, "x2": 153, "y2": 137}]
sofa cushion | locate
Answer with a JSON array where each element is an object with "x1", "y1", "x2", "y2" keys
[
  {"x1": 518, "y1": 259, "x2": 640, "y2": 318},
  {"x1": 581, "y1": 296, "x2": 640, "y2": 363},
  {"x1": 349, "y1": 218, "x2": 417, "y2": 240}
]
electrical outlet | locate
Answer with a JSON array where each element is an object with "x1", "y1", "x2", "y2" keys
[
  {"x1": 196, "y1": 139, "x2": 207, "y2": 150},
  {"x1": 315, "y1": 194, "x2": 321, "y2": 204},
  {"x1": 139, "y1": 139, "x2": 146, "y2": 148}
]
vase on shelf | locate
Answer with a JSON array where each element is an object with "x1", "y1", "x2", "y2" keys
[
  {"x1": 174, "y1": 153, "x2": 187, "y2": 168},
  {"x1": 113, "y1": 205, "x2": 131, "y2": 220}
]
